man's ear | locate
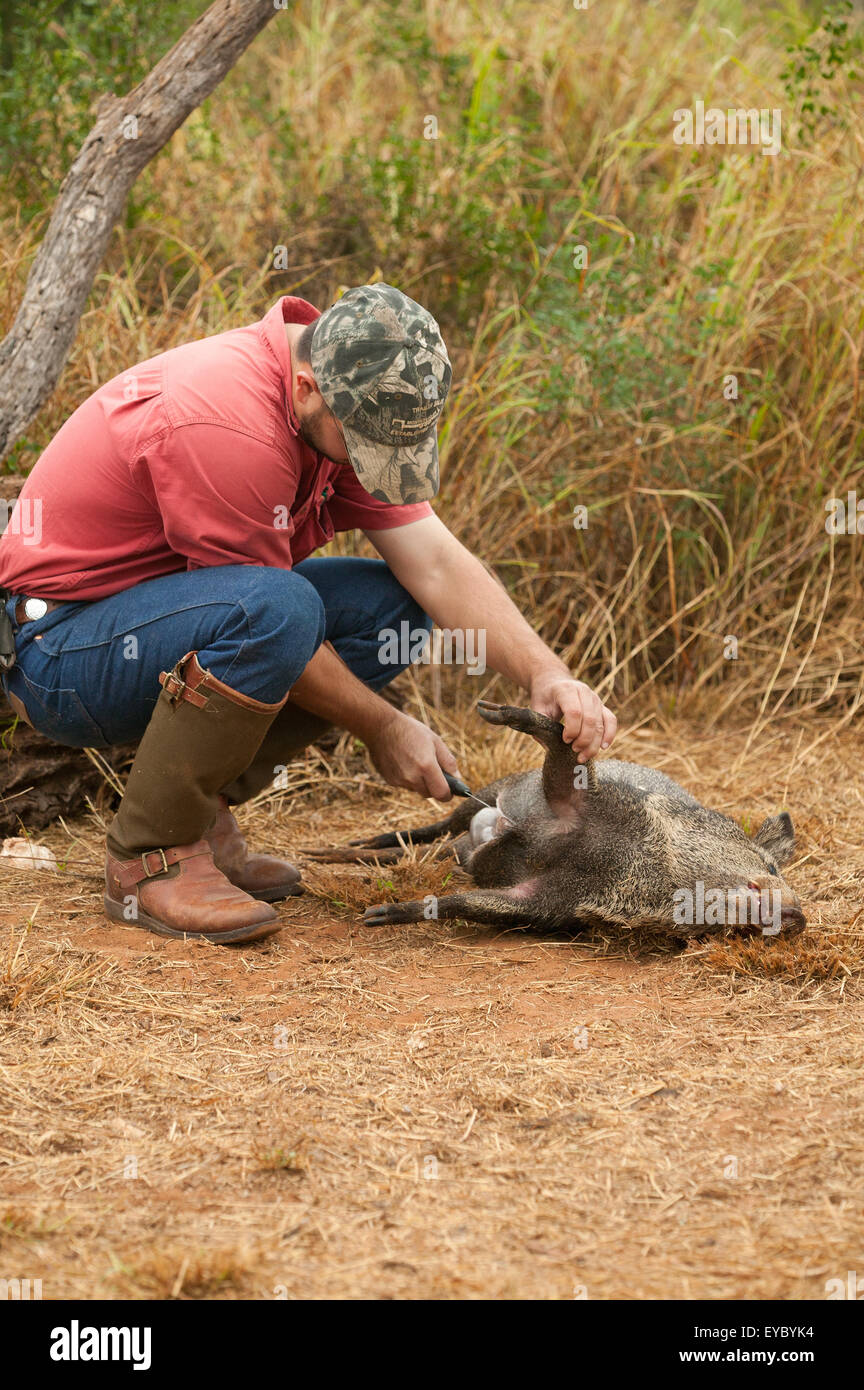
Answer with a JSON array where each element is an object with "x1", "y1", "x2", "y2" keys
[
  {"x1": 293, "y1": 366, "x2": 318, "y2": 407},
  {"x1": 753, "y1": 811, "x2": 796, "y2": 866}
]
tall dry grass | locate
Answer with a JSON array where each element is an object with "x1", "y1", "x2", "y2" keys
[{"x1": 1, "y1": 0, "x2": 862, "y2": 725}]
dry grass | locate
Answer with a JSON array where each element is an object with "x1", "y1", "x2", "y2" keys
[{"x1": 1, "y1": 708, "x2": 862, "y2": 1300}]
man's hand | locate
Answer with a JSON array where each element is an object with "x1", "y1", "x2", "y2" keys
[
  {"x1": 367, "y1": 519, "x2": 619, "y2": 766},
  {"x1": 530, "y1": 671, "x2": 617, "y2": 763},
  {"x1": 364, "y1": 707, "x2": 461, "y2": 799}
]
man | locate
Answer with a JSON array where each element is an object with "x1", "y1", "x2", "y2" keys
[{"x1": 0, "y1": 284, "x2": 617, "y2": 943}]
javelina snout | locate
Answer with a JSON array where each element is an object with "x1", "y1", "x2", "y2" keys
[{"x1": 314, "y1": 702, "x2": 807, "y2": 941}]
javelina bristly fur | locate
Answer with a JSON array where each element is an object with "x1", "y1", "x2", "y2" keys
[{"x1": 311, "y1": 702, "x2": 806, "y2": 939}]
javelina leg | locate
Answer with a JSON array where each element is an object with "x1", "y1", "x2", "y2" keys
[
  {"x1": 363, "y1": 885, "x2": 544, "y2": 928},
  {"x1": 304, "y1": 844, "x2": 409, "y2": 864},
  {"x1": 347, "y1": 806, "x2": 474, "y2": 847},
  {"x1": 304, "y1": 808, "x2": 474, "y2": 863},
  {"x1": 476, "y1": 701, "x2": 596, "y2": 816}
]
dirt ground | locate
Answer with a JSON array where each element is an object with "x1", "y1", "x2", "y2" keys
[{"x1": 1, "y1": 711, "x2": 862, "y2": 1300}]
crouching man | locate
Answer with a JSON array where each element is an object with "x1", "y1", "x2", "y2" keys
[{"x1": 0, "y1": 284, "x2": 616, "y2": 943}]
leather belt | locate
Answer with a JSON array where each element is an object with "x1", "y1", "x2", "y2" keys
[{"x1": 15, "y1": 597, "x2": 62, "y2": 625}]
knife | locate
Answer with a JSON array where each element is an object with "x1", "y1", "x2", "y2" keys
[{"x1": 442, "y1": 770, "x2": 494, "y2": 808}]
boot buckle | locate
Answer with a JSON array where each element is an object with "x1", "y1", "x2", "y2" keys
[
  {"x1": 141, "y1": 848, "x2": 169, "y2": 878},
  {"x1": 159, "y1": 662, "x2": 209, "y2": 708},
  {"x1": 161, "y1": 670, "x2": 186, "y2": 703}
]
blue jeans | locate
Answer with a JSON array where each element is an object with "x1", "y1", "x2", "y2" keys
[{"x1": 1, "y1": 559, "x2": 432, "y2": 749}]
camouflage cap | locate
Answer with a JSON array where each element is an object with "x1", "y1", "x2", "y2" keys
[{"x1": 310, "y1": 283, "x2": 451, "y2": 504}]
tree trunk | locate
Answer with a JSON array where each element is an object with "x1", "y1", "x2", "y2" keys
[{"x1": 0, "y1": 0, "x2": 281, "y2": 460}]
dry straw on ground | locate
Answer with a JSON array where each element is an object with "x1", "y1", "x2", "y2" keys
[{"x1": 1, "y1": 705, "x2": 862, "y2": 1300}]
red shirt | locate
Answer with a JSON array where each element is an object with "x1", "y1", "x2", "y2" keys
[{"x1": 0, "y1": 296, "x2": 432, "y2": 600}]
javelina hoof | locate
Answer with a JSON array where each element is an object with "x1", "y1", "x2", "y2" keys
[
  {"x1": 363, "y1": 901, "x2": 425, "y2": 926},
  {"x1": 476, "y1": 700, "x2": 563, "y2": 740}
]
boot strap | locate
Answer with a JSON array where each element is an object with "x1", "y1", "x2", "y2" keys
[
  {"x1": 110, "y1": 840, "x2": 212, "y2": 891},
  {"x1": 159, "y1": 650, "x2": 287, "y2": 712},
  {"x1": 159, "y1": 651, "x2": 209, "y2": 708}
]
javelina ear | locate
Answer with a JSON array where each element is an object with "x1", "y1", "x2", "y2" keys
[{"x1": 752, "y1": 811, "x2": 795, "y2": 866}]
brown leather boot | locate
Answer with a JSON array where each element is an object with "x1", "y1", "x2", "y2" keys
[
  {"x1": 105, "y1": 841, "x2": 280, "y2": 942},
  {"x1": 206, "y1": 797, "x2": 303, "y2": 903},
  {"x1": 104, "y1": 651, "x2": 289, "y2": 944}
]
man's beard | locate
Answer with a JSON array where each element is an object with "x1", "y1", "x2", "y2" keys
[{"x1": 297, "y1": 402, "x2": 334, "y2": 456}]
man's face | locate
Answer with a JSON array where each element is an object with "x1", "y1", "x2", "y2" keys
[{"x1": 293, "y1": 369, "x2": 350, "y2": 464}]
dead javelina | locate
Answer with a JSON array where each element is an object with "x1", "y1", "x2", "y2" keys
[{"x1": 344, "y1": 702, "x2": 806, "y2": 939}]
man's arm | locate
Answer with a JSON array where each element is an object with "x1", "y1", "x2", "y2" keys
[
  {"x1": 288, "y1": 641, "x2": 459, "y2": 799},
  {"x1": 365, "y1": 513, "x2": 617, "y2": 762}
]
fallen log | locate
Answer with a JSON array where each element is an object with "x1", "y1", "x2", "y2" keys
[{"x1": 0, "y1": 721, "x2": 129, "y2": 838}]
